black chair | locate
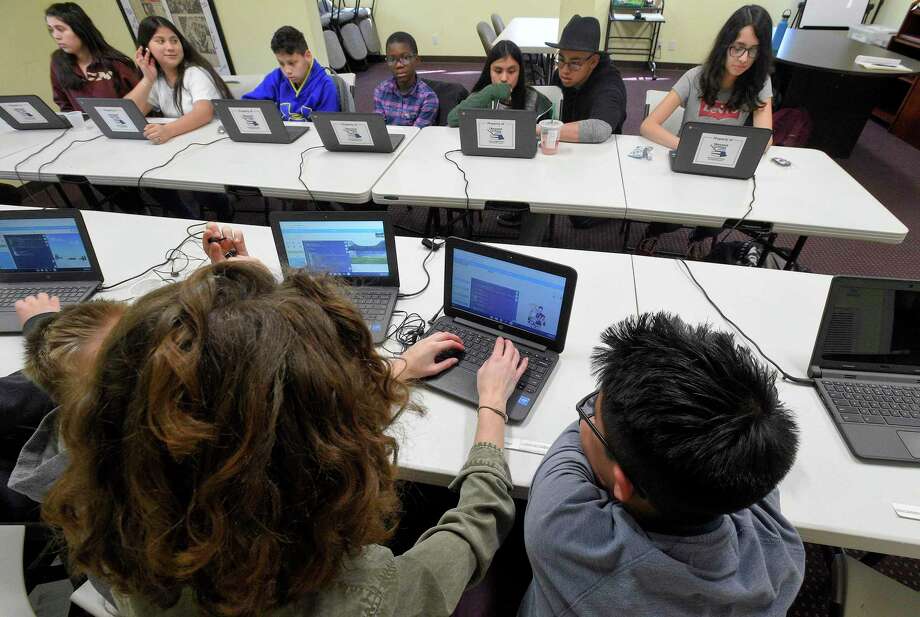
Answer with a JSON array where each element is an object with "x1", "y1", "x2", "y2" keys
[{"x1": 421, "y1": 78, "x2": 469, "y2": 127}]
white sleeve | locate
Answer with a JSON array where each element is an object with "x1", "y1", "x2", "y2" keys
[
  {"x1": 183, "y1": 66, "x2": 222, "y2": 105},
  {"x1": 146, "y1": 79, "x2": 161, "y2": 110}
]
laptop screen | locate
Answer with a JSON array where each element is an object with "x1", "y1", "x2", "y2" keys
[
  {"x1": 0, "y1": 217, "x2": 93, "y2": 273},
  {"x1": 450, "y1": 248, "x2": 567, "y2": 341},
  {"x1": 278, "y1": 219, "x2": 391, "y2": 278},
  {"x1": 819, "y1": 283, "x2": 920, "y2": 368}
]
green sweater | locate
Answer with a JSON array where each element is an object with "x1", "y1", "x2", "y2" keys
[
  {"x1": 113, "y1": 443, "x2": 515, "y2": 617},
  {"x1": 447, "y1": 83, "x2": 554, "y2": 127}
]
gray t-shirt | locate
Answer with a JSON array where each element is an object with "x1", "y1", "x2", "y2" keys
[{"x1": 673, "y1": 65, "x2": 772, "y2": 127}]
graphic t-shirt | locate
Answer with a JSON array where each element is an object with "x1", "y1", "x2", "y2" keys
[{"x1": 673, "y1": 65, "x2": 772, "y2": 127}]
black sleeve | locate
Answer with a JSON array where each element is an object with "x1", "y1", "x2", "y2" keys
[
  {"x1": 588, "y1": 73, "x2": 628, "y2": 134},
  {"x1": 21, "y1": 312, "x2": 58, "y2": 339},
  {"x1": 0, "y1": 373, "x2": 54, "y2": 464}
]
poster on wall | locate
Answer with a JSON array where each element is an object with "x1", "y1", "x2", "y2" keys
[{"x1": 115, "y1": 0, "x2": 234, "y2": 75}]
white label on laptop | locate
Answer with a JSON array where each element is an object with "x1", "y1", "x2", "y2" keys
[
  {"x1": 228, "y1": 107, "x2": 272, "y2": 135},
  {"x1": 476, "y1": 118, "x2": 516, "y2": 150},
  {"x1": 0, "y1": 102, "x2": 45, "y2": 124},
  {"x1": 96, "y1": 106, "x2": 136, "y2": 132},
  {"x1": 330, "y1": 120, "x2": 373, "y2": 146},
  {"x1": 692, "y1": 132, "x2": 747, "y2": 168}
]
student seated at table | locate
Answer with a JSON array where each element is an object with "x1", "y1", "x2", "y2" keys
[
  {"x1": 638, "y1": 5, "x2": 774, "y2": 259},
  {"x1": 2, "y1": 294, "x2": 125, "y2": 521},
  {"x1": 46, "y1": 2, "x2": 140, "y2": 113},
  {"x1": 518, "y1": 312, "x2": 805, "y2": 617},
  {"x1": 446, "y1": 40, "x2": 553, "y2": 127},
  {"x1": 242, "y1": 25, "x2": 339, "y2": 120},
  {"x1": 374, "y1": 31, "x2": 439, "y2": 128},
  {"x1": 42, "y1": 238, "x2": 529, "y2": 617}
]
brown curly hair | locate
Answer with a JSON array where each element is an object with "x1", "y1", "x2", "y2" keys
[{"x1": 43, "y1": 261, "x2": 413, "y2": 616}]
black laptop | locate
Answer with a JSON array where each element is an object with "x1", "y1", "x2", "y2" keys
[
  {"x1": 78, "y1": 97, "x2": 147, "y2": 140},
  {"x1": 458, "y1": 109, "x2": 538, "y2": 159},
  {"x1": 808, "y1": 276, "x2": 920, "y2": 464},
  {"x1": 0, "y1": 95, "x2": 71, "y2": 130},
  {"x1": 424, "y1": 237, "x2": 577, "y2": 423},
  {"x1": 0, "y1": 209, "x2": 102, "y2": 333},
  {"x1": 311, "y1": 112, "x2": 405, "y2": 153},
  {"x1": 269, "y1": 211, "x2": 399, "y2": 344},
  {"x1": 669, "y1": 122, "x2": 772, "y2": 180},
  {"x1": 212, "y1": 99, "x2": 309, "y2": 144}
]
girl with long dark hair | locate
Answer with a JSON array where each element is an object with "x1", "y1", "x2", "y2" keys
[
  {"x1": 45, "y1": 2, "x2": 140, "y2": 113},
  {"x1": 447, "y1": 40, "x2": 553, "y2": 127},
  {"x1": 124, "y1": 15, "x2": 232, "y2": 146},
  {"x1": 638, "y1": 5, "x2": 774, "y2": 258}
]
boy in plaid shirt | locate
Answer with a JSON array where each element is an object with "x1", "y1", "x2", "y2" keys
[{"x1": 374, "y1": 31, "x2": 438, "y2": 127}]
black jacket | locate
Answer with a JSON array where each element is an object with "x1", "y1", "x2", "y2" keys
[{"x1": 552, "y1": 56, "x2": 627, "y2": 134}]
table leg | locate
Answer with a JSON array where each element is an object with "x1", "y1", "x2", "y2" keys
[{"x1": 784, "y1": 235, "x2": 808, "y2": 271}]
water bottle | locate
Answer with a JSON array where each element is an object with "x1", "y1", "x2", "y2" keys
[{"x1": 772, "y1": 9, "x2": 791, "y2": 53}]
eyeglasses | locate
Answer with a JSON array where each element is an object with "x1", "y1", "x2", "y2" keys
[
  {"x1": 385, "y1": 53, "x2": 417, "y2": 66},
  {"x1": 727, "y1": 44, "x2": 759, "y2": 60},
  {"x1": 576, "y1": 390, "x2": 646, "y2": 497},
  {"x1": 555, "y1": 54, "x2": 595, "y2": 72}
]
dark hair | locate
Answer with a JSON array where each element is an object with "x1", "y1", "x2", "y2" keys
[
  {"x1": 45, "y1": 2, "x2": 138, "y2": 92},
  {"x1": 386, "y1": 31, "x2": 418, "y2": 55},
  {"x1": 472, "y1": 40, "x2": 527, "y2": 110},
  {"x1": 43, "y1": 262, "x2": 415, "y2": 616},
  {"x1": 136, "y1": 16, "x2": 232, "y2": 113},
  {"x1": 698, "y1": 4, "x2": 773, "y2": 112},
  {"x1": 591, "y1": 312, "x2": 798, "y2": 524},
  {"x1": 271, "y1": 25, "x2": 308, "y2": 55}
]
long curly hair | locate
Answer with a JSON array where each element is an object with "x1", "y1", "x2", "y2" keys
[
  {"x1": 43, "y1": 262, "x2": 413, "y2": 616},
  {"x1": 697, "y1": 4, "x2": 773, "y2": 113}
]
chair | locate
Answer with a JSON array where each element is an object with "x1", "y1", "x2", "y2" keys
[
  {"x1": 340, "y1": 21, "x2": 368, "y2": 67},
  {"x1": 491, "y1": 13, "x2": 506, "y2": 35},
  {"x1": 326, "y1": 70, "x2": 357, "y2": 112},
  {"x1": 477, "y1": 21, "x2": 496, "y2": 55},
  {"x1": 223, "y1": 74, "x2": 264, "y2": 100},
  {"x1": 643, "y1": 89, "x2": 683, "y2": 135},
  {"x1": 830, "y1": 552, "x2": 920, "y2": 617},
  {"x1": 532, "y1": 85, "x2": 563, "y2": 120},
  {"x1": 421, "y1": 79, "x2": 469, "y2": 127},
  {"x1": 0, "y1": 525, "x2": 37, "y2": 617},
  {"x1": 324, "y1": 29, "x2": 348, "y2": 71}
]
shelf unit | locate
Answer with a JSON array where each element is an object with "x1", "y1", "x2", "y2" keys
[{"x1": 872, "y1": 1, "x2": 920, "y2": 148}]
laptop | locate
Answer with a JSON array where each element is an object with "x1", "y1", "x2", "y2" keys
[
  {"x1": 78, "y1": 97, "x2": 147, "y2": 140},
  {"x1": 212, "y1": 99, "x2": 310, "y2": 144},
  {"x1": 0, "y1": 209, "x2": 103, "y2": 334},
  {"x1": 669, "y1": 122, "x2": 772, "y2": 180},
  {"x1": 808, "y1": 276, "x2": 920, "y2": 464},
  {"x1": 311, "y1": 112, "x2": 405, "y2": 153},
  {"x1": 458, "y1": 109, "x2": 538, "y2": 159},
  {"x1": 0, "y1": 95, "x2": 71, "y2": 130},
  {"x1": 269, "y1": 211, "x2": 399, "y2": 344},
  {"x1": 424, "y1": 237, "x2": 578, "y2": 423}
]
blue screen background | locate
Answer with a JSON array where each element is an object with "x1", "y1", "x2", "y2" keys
[
  {"x1": 279, "y1": 220, "x2": 390, "y2": 277},
  {"x1": 0, "y1": 218, "x2": 91, "y2": 272}
]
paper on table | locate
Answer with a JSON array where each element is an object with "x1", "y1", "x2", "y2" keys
[
  {"x1": 504, "y1": 437, "x2": 550, "y2": 455},
  {"x1": 854, "y1": 54, "x2": 902, "y2": 67},
  {"x1": 855, "y1": 61, "x2": 912, "y2": 72},
  {"x1": 893, "y1": 503, "x2": 920, "y2": 522}
]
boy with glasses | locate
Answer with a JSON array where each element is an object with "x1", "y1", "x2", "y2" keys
[
  {"x1": 518, "y1": 312, "x2": 805, "y2": 616},
  {"x1": 374, "y1": 31, "x2": 438, "y2": 127}
]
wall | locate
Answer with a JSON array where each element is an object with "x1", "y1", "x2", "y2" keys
[
  {"x1": 0, "y1": 0, "x2": 328, "y2": 105},
  {"x1": 874, "y1": 0, "x2": 916, "y2": 29}
]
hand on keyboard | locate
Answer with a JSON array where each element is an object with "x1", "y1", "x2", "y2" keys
[
  {"x1": 396, "y1": 331, "x2": 465, "y2": 380},
  {"x1": 14, "y1": 293, "x2": 61, "y2": 327},
  {"x1": 477, "y1": 337, "x2": 529, "y2": 406}
]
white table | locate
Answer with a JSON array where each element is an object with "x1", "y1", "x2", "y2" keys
[
  {"x1": 0, "y1": 126, "x2": 74, "y2": 176},
  {"x1": 372, "y1": 126, "x2": 627, "y2": 218},
  {"x1": 2, "y1": 204, "x2": 919, "y2": 560},
  {"x1": 493, "y1": 17, "x2": 559, "y2": 54}
]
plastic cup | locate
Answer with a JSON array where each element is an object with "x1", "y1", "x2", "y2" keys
[
  {"x1": 539, "y1": 119, "x2": 563, "y2": 155},
  {"x1": 60, "y1": 111, "x2": 84, "y2": 130}
]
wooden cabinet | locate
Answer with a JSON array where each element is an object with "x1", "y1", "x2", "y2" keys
[{"x1": 873, "y1": 2, "x2": 920, "y2": 147}]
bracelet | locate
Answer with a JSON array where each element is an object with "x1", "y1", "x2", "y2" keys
[{"x1": 477, "y1": 405, "x2": 508, "y2": 423}]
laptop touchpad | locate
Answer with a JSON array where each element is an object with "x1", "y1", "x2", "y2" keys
[{"x1": 897, "y1": 431, "x2": 920, "y2": 458}]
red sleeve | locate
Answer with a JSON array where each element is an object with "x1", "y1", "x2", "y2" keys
[{"x1": 50, "y1": 63, "x2": 73, "y2": 112}]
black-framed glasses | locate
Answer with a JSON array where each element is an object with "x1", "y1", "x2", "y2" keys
[
  {"x1": 727, "y1": 44, "x2": 759, "y2": 60},
  {"x1": 555, "y1": 53, "x2": 595, "y2": 72},
  {"x1": 576, "y1": 390, "x2": 645, "y2": 497},
  {"x1": 385, "y1": 53, "x2": 417, "y2": 66}
]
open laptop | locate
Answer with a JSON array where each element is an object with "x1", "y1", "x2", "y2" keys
[
  {"x1": 212, "y1": 99, "x2": 309, "y2": 144},
  {"x1": 269, "y1": 211, "x2": 399, "y2": 344},
  {"x1": 0, "y1": 95, "x2": 71, "y2": 130},
  {"x1": 424, "y1": 237, "x2": 578, "y2": 423},
  {"x1": 669, "y1": 122, "x2": 772, "y2": 179},
  {"x1": 78, "y1": 97, "x2": 147, "y2": 140},
  {"x1": 808, "y1": 276, "x2": 920, "y2": 464},
  {"x1": 311, "y1": 112, "x2": 405, "y2": 153},
  {"x1": 459, "y1": 109, "x2": 538, "y2": 159},
  {"x1": 0, "y1": 209, "x2": 102, "y2": 333}
]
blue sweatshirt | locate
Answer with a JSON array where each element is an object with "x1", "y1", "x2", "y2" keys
[
  {"x1": 518, "y1": 422, "x2": 806, "y2": 617},
  {"x1": 242, "y1": 60, "x2": 339, "y2": 121}
]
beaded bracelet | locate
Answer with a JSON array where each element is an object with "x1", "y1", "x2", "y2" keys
[{"x1": 477, "y1": 405, "x2": 508, "y2": 423}]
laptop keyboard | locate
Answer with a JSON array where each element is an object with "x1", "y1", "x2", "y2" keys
[
  {"x1": 824, "y1": 380, "x2": 920, "y2": 427},
  {"x1": 432, "y1": 323, "x2": 552, "y2": 394},
  {"x1": 0, "y1": 286, "x2": 93, "y2": 310},
  {"x1": 344, "y1": 288, "x2": 393, "y2": 322}
]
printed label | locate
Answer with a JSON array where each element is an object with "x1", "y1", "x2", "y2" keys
[
  {"x1": 330, "y1": 120, "x2": 374, "y2": 146},
  {"x1": 476, "y1": 118, "x2": 516, "y2": 150},
  {"x1": 228, "y1": 106, "x2": 272, "y2": 135},
  {"x1": 691, "y1": 132, "x2": 747, "y2": 168},
  {"x1": 0, "y1": 102, "x2": 46, "y2": 125},
  {"x1": 96, "y1": 106, "x2": 137, "y2": 133}
]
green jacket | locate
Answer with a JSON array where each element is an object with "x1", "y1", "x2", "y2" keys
[
  {"x1": 447, "y1": 83, "x2": 554, "y2": 127},
  {"x1": 113, "y1": 443, "x2": 515, "y2": 617}
]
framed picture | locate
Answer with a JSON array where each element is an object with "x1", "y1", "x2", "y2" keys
[{"x1": 116, "y1": 0, "x2": 235, "y2": 75}]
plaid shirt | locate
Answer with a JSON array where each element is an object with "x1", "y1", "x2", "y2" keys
[{"x1": 373, "y1": 77, "x2": 439, "y2": 127}]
